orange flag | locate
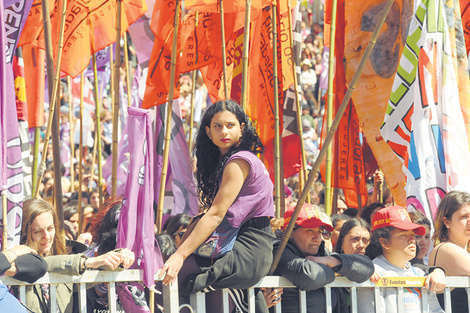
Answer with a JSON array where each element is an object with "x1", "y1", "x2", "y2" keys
[
  {"x1": 321, "y1": 0, "x2": 368, "y2": 209},
  {"x1": 23, "y1": 44, "x2": 45, "y2": 128},
  {"x1": 19, "y1": 0, "x2": 146, "y2": 78},
  {"x1": 185, "y1": 0, "x2": 273, "y2": 13}
]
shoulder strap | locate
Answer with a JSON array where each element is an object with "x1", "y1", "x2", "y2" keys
[{"x1": 431, "y1": 243, "x2": 446, "y2": 266}]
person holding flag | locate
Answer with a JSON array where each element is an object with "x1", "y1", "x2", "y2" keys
[{"x1": 159, "y1": 100, "x2": 275, "y2": 312}]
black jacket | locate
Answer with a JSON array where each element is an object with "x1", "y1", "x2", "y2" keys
[{"x1": 273, "y1": 239, "x2": 374, "y2": 313}]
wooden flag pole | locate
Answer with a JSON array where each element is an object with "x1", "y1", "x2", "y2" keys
[
  {"x1": 188, "y1": 13, "x2": 199, "y2": 152},
  {"x1": 240, "y1": 0, "x2": 251, "y2": 110},
  {"x1": 78, "y1": 73, "x2": 84, "y2": 236},
  {"x1": 269, "y1": 0, "x2": 395, "y2": 275},
  {"x1": 67, "y1": 76, "x2": 75, "y2": 190},
  {"x1": 156, "y1": 0, "x2": 181, "y2": 234},
  {"x1": 325, "y1": 0, "x2": 338, "y2": 216},
  {"x1": 88, "y1": 131, "x2": 98, "y2": 193},
  {"x1": 31, "y1": 127, "x2": 41, "y2": 196},
  {"x1": 111, "y1": 0, "x2": 122, "y2": 196},
  {"x1": 287, "y1": 0, "x2": 309, "y2": 202},
  {"x1": 34, "y1": 0, "x2": 67, "y2": 199},
  {"x1": 272, "y1": 4, "x2": 281, "y2": 218},
  {"x1": 123, "y1": 32, "x2": 132, "y2": 108},
  {"x1": 92, "y1": 52, "x2": 103, "y2": 211},
  {"x1": 189, "y1": 69, "x2": 197, "y2": 152},
  {"x1": 220, "y1": 0, "x2": 228, "y2": 99}
]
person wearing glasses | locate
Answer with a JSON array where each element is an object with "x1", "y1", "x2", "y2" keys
[{"x1": 273, "y1": 203, "x2": 374, "y2": 313}]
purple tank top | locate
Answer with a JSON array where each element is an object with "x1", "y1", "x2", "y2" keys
[{"x1": 194, "y1": 150, "x2": 274, "y2": 258}]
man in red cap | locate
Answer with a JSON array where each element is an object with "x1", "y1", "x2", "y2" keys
[{"x1": 273, "y1": 203, "x2": 374, "y2": 313}]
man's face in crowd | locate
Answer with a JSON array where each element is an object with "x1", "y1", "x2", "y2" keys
[{"x1": 291, "y1": 226, "x2": 324, "y2": 256}]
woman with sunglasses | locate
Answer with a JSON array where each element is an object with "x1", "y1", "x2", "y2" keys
[{"x1": 273, "y1": 203, "x2": 374, "y2": 313}]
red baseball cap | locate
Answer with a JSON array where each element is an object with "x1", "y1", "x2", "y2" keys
[
  {"x1": 372, "y1": 206, "x2": 425, "y2": 235},
  {"x1": 283, "y1": 203, "x2": 333, "y2": 232}
]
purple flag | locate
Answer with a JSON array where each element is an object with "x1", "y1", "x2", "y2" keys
[
  {"x1": 102, "y1": 121, "x2": 129, "y2": 196},
  {"x1": 155, "y1": 99, "x2": 198, "y2": 217},
  {"x1": 1, "y1": 1, "x2": 25, "y2": 248},
  {"x1": 4, "y1": 0, "x2": 34, "y2": 64},
  {"x1": 116, "y1": 107, "x2": 162, "y2": 287}
]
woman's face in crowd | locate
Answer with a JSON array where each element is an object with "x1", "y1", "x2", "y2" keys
[
  {"x1": 31, "y1": 212, "x2": 55, "y2": 256},
  {"x1": 291, "y1": 227, "x2": 324, "y2": 256},
  {"x1": 69, "y1": 213, "x2": 79, "y2": 234},
  {"x1": 381, "y1": 228, "x2": 416, "y2": 263},
  {"x1": 414, "y1": 224, "x2": 431, "y2": 259},
  {"x1": 342, "y1": 226, "x2": 370, "y2": 255},
  {"x1": 205, "y1": 110, "x2": 244, "y2": 155},
  {"x1": 445, "y1": 204, "x2": 470, "y2": 246}
]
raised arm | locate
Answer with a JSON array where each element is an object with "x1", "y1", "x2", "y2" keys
[{"x1": 160, "y1": 158, "x2": 250, "y2": 285}]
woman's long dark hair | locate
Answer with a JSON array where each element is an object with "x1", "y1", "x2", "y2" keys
[
  {"x1": 335, "y1": 218, "x2": 371, "y2": 254},
  {"x1": 195, "y1": 100, "x2": 264, "y2": 209}
]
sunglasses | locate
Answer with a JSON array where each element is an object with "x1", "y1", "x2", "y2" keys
[{"x1": 320, "y1": 227, "x2": 332, "y2": 240}]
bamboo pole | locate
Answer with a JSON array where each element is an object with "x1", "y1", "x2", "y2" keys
[
  {"x1": 33, "y1": 0, "x2": 67, "y2": 199},
  {"x1": 88, "y1": 130, "x2": 98, "y2": 193},
  {"x1": 220, "y1": 0, "x2": 228, "y2": 99},
  {"x1": 287, "y1": 0, "x2": 309, "y2": 202},
  {"x1": 92, "y1": 52, "x2": 103, "y2": 210},
  {"x1": 269, "y1": 0, "x2": 395, "y2": 275},
  {"x1": 188, "y1": 13, "x2": 199, "y2": 152},
  {"x1": 31, "y1": 127, "x2": 41, "y2": 196},
  {"x1": 67, "y1": 76, "x2": 75, "y2": 189},
  {"x1": 272, "y1": 4, "x2": 281, "y2": 218},
  {"x1": 325, "y1": 0, "x2": 338, "y2": 216},
  {"x1": 156, "y1": 0, "x2": 180, "y2": 233},
  {"x1": 189, "y1": 70, "x2": 197, "y2": 152},
  {"x1": 123, "y1": 32, "x2": 132, "y2": 108},
  {"x1": 111, "y1": 0, "x2": 122, "y2": 197},
  {"x1": 240, "y1": 0, "x2": 251, "y2": 110},
  {"x1": 78, "y1": 73, "x2": 84, "y2": 236}
]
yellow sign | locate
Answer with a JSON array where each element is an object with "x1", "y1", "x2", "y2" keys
[{"x1": 375, "y1": 277, "x2": 425, "y2": 287}]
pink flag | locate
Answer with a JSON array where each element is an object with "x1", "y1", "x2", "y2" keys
[
  {"x1": 116, "y1": 107, "x2": 162, "y2": 287},
  {"x1": 1, "y1": 1, "x2": 25, "y2": 248},
  {"x1": 155, "y1": 100, "x2": 198, "y2": 216}
]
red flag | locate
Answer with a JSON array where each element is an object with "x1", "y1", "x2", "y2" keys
[
  {"x1": 320, "y1": 0, "x2": 368, "y2": 209},
  {"x1": 23, "y1": 44, "x2": 45, "y2": 128},
  {"x1": 185, "y1": 0, "x2": 273, "y2": 13}
]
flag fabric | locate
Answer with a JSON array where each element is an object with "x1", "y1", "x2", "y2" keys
[
  {"x1": 1, "y1": 1, "x2": 25, "y2": 248},
  {"x1": 461, "y1": 0, "x2": 470, "y2": 70},
  {"x1": 116, "y1": 107, "x2": 162, "y2": 288},
  {"x1": 321, "y1": 0, "x2": 368, "y2": 209},
  {"x1": 13, "y1": 49, "x2": 27, "y2": 121},
  {"x1": 343, "y1": 0, "x2": 412, "y2": 205},
  {"x1": 19, "y1": 0, "x2": 147, "y2": 78},
  {"x1": 3, "y1": 0, "x2": 34, "y2": 64},
  {"x1": 23, "y1": 44, "x2": 45, "y2": 128},
  {"x1": 154, "y1": 100, "x2": 198, "y2": 217},
  {"x1": 380, "y1": 0, "x2": 470, "y2": 220},
  {"x1": 184, "y1": 0, "x2": 274, "y2": 13}
]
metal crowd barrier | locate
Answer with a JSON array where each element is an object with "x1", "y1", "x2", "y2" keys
[{"x1": 1, "y1": 272, "x2": 470, "y2": 313}]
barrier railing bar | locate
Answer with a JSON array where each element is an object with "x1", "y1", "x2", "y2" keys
[
  {"x1": 325, "y1": 286, "x2": 332, "y2": 313},
  {"x1": 51, "y1": 284, "x2": 58, "y2": 313},
  {"x1": 374, "y1": 286, "x2": 380, "y2": 313},
  {"x1": 108, "y1": 282, "x2": 117, "y2": 313},
  {"x1": 222, "y1": 289, "x2": 230, "y2": 313},
  {"x1": 421, "y1": 285, "x2": 428, "y2": 312},
  {"x1": 350, "y1": 286, "x2": 357, "y2": 313},
  {"x1": 78, "y1": 282, "x2": 86, "y2": 313},
  {"x1": 397, "y1": 286, "x2": 404, "y2": 313},
  {"x1": 248, "y1": 287, "x2": 255, "y2": 313},
  {"x1": 444, "y1": 287, "x2": 452, "y2": 313},
  {"x1": 190, "y1": 292, "x2": 205, "y2": 312},
  {"x1": 467, "y1": 288, "x2": 470, "y2": 313},
  {"x1": 299, "y1": 289, "x2": 307, "y2": 313},
  {"x1": 19, "y1": 285, "x2": 26, "y2": 304},
  {"x1": 163, "y1": 282, "x2": 179, "y2": 313}
]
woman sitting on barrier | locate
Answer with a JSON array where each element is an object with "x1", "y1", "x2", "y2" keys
[
  {"x1": 429, "y1": 190, "x2": 470, "y2": 313},
  {"x1": 159, "y1": 100, "x2": 275, "y2": 312},
  {"x1": 0, "y1": 245, "x2": 47, "y2": 311},
  {"x1": 357, "y1": 206, "x2": 444, "y2": 313},
  {"x1": 21, "y1": 198, "x2": 134, "y2": 313}
]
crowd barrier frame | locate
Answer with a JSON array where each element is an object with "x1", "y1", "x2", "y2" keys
[{"x1": 2, "y1": 271, "x2": 470, "y2": 313}]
